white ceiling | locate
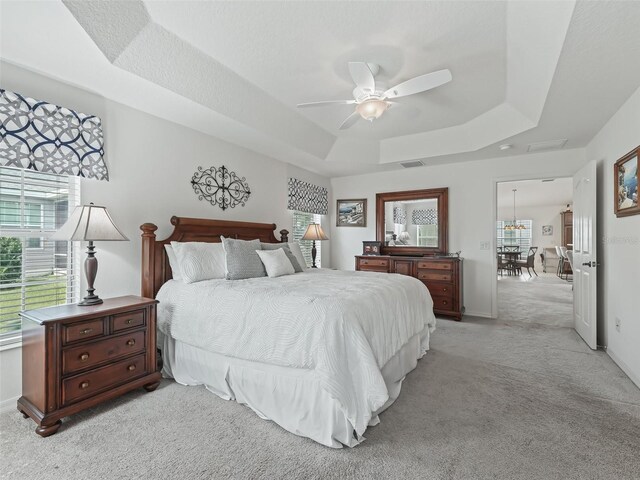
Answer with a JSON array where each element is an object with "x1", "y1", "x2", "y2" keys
[
  {"x1": 497, "y1": 178, "x2": 573, "y2": 209},
  {"x1": 1, "y1": 1, "x2": 639, "y2": 177}
]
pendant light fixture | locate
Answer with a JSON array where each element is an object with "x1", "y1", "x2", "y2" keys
[{"x1": 504, "y1": 189, "x2": 527, "y2": 231}]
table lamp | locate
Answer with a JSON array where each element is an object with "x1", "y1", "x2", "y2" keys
[
  {"x1": 50, "y1": 203, "x2": 128, "y2": 306},
  {"x1": 301, "y1": 223, "x2": 329, "y2": 268}
]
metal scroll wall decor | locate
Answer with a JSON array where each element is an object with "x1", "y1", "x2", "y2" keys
[{"x1": 191, "y1": 165, "x2": 251, "y2": 210}]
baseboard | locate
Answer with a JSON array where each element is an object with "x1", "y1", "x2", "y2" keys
[
  {"x1": 0, "y1": 396, "x2": 19, "y2": 414},
  {"x1": 463, "y1": 311, "x2": 493, "y2": 319},
  {"x1": 607, "y1": 349, "x2": 640, "y2": 390}
]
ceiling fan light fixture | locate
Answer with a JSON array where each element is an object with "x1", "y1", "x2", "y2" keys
[{"x1": 356, "y1": 99, "x2": 389, "y2": 122}]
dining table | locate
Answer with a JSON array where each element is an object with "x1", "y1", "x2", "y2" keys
[{"x1": 497, "y1": 250, "x2": 522, "y2": 275}]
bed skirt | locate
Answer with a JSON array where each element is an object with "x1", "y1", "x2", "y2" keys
[{"x1": 158, "y1": 329, "x2": 430, "y2": 448}]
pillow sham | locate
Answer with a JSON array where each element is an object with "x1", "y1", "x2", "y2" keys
[
  {"x1": 256, "y1": 248, "x2": 295, "y2": 278},
  {"x1": 164, "y1": 244, "x2": 184, "y2": 282},
  {"x1": 170, "y1": 241, "x2": 226, "y2": 284},
  {"x1": 288, "y1": 241, "x2": 309, "y2": 269},
  {"x1": 260, "y1": 242, "x2": 303, "y2": 272},
  {"x1": 220, "y1": 237, "x2": 266, "y2": 280}
]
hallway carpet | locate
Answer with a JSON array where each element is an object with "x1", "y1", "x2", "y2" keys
[{"x1": 1, "y1": 318, "x2": 639, "y2": 480}]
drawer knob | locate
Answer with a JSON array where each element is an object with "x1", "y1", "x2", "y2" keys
[
  {"x1": 442, "y1": 300, "x2": 448, "y2": 305},
  {"x1": 80, "y1": 328, "x2": 93, "y2": 335},
  {"x1": 80, "y1": 381, "x2": 90, "y2": 389},
  {"x1": 127, "y1": 365, "x2": 136, "y2": 371},
  {"x1": 126, "y1": 339, "x2": 136, "y2": 346},
  {"x1": 79, "y1": 353, "x2": 89, "y2": 361},
  {"x1": 126, "y1": 318, "x2": 133, "y2": 324},
  {"x1": 443, "y1": 288, "x2": 447, "y2": 292}
]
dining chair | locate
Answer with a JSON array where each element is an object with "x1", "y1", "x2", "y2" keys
[
  {"x1": 515, "y1": 247, "x2": 538, "y2": 277},
  {"x1": 565, "y1": 250, "x2": 575, "y2": 286},
  {"x1": 560, "y1": 247, "x2": 573, "y2": 281},
  {"x1": 555, "y1": 246, "x2": 564, "y2": 276}
]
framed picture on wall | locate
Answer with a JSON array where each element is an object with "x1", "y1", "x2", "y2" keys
[
  {"x1": 614, "y1": 145, "x2": 639, "y2": 217},
  {"x1": 542, "y1": 225, "x2": 553, "y2": 236},
  {"x1": 336, "y1": 199, "x2": 367, "y2": 227}
]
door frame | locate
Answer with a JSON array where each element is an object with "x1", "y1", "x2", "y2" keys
[{"x1": 491, "y1": 172, "x2": 574, "y2": 319}]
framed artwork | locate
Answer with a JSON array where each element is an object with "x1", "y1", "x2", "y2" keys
[
  {"x1": 614, "y1": 146, "x2": 639, "y2": 217},
  {"x1": 542, "y1": 225, "x2": 553, "y2": 236},
  {"x1": 336, "y1": 199, "x2": 367, "y2": 227},
  {"x1": 362, "y1": 241, "x2": 382, "y2": 256}
]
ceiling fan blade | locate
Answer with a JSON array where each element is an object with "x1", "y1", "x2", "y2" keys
[
  {"x1": 297, "y1": 100, "x2": 356, "y2": 108},
  {"x1": 339, "y1": 111, "x2": 360, "y2": 130},
  {"x1": 384, "y1": 69, "x2": 452, "y2": 99},
  {"x1": 348, "y1": 62, "x2": 376, "y2": 94}
]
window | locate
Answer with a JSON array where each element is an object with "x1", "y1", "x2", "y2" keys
[
  {"x1": 496, "y1": 220, "x2": 533, "y2": 251},
  {"x1": 416, "y1": 225, "x2": 438, "y2": 247},
  {"x1": 292, "y1": 211, "x2": 322, "y2": 267},
  {"x1": 0, "y1": 167, "x2": 80, "y2": 340}
]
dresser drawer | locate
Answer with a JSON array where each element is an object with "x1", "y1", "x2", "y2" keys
[
  {"x1": 112, "y1": 309, "x2": 145, "y2": 332},
  {"x1": 62, "y1": 353, "x2": 147, "y2": 405},
  {"x1": 432, "y1": 295, "x2": 456, "y2": 311},
  {"x1": 63, "y1": 318, "x2": 105, "y2": 344},
  {"x1": 418, "y1": 271, "x2": 452, "y2": 282},
  {"x1": 417, "y1": 261, "x2": 452, "y2": 270},
  {"x1": 62, "y1": 330, "x2": 146, "y2": 375},
  {"x1": 427, "y1": 283, "x2": 454, "y2": 297},
  {"x1": 358, "y1": 258, "x2": 389, "y2": 268}
]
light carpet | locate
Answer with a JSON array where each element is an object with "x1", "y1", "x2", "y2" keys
[
  {"x1": 498, "y1": 272, "x2": 574, "y2": 327},
  {"x1": 1, "y1": 318, "x2": 639, "y2": 480}
]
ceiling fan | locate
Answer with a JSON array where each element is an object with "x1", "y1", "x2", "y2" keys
[{"x1": 297, "y1": 62, "x2": 452, "y2": 130}]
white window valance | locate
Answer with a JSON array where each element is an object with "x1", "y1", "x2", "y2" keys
[
  {"x1": 412, "y1": 208, "x2": 438, "y2": 225},
  {"x1": 0, "y1": 89, "x2": 108, "y2": 181},
  {"x1": 287, "y1": 178, "x2": 328, "y2": 215}
]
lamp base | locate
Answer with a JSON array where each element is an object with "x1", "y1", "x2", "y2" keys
[{"x1": 78, "y1": 295, "x2": 103, "y2": 306}]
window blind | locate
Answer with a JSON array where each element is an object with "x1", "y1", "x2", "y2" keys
[
  {"x1": 0, "y1": 167, "x2": 80, "y2": 337},
  {"x1": 292, "y1": 211, "x2": 321, "y2": 268}
]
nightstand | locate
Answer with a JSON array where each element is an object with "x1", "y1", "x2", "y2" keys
[{"x1": 17, "y1": 296, "x2": 161, "y2": 437}]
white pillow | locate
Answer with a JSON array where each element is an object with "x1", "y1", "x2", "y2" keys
[
  {"x1": 255, "y1": 248, "x2": 295, "y2": 278},
  {"x1": 164, "y1": 245, "x2": 184, "y2": 282},
  {"x1": 170, "y1": 241, "x2": 226, "y2": 283},
  {"x1": 288, "y1": 241, "x2": 309, "y2": 269}
]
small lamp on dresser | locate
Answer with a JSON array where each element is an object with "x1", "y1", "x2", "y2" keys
[
  {"x1": 51, "y1": 202, "x2": 128, "y2": 305},
  {"x1": 301, "y1": 223, "x2": 329, "y2": 268}
]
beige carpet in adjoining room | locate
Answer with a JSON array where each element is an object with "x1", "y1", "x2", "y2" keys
[{"x1": 1, "y1": 318, "x2": 639, "y2": 480}]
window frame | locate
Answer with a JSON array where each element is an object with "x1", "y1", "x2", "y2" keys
[{"x1": 291, "y1": 210, "x2": 322, "y2": 268}]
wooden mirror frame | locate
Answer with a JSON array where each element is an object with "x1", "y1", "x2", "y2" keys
[{"x1": 376, "y1": 187, "x2": 448, "y2": 256}]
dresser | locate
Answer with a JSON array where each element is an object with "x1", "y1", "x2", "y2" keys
[
  {"x1": 18, "y1": 296, "x2": 161, "y2": 437},
  {"x1": 561, "y1": 211, "x2": 573, "y2": 248},
  {"x1": 355, "y1": 255, "x2": 464, "y2": 320}
]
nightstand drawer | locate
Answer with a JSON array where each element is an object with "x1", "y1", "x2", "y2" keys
[
  {"x1": 418, "y1": 271, "x2": 452, "y2": 282},
  {"x1": 62, "y1": 353, "x2": 147, "y2": 405},
  {"x1": 62, "y1": 330, "x2": 146, "y2": 375},
  {"x1": 112, "y1": 309, "x2": 145, "y2": 332},
  {"x1": 63, "y1": 318, "x2": 105, "y2": 344}
]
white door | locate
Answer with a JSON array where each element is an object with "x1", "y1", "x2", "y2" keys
[{"x1": 573, "y1": 160, "x2": 598, "y2": 349}]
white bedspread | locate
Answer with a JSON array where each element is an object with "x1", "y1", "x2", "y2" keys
[{"x1": 156, "y1": 269, "x2": 436, "y2": 436}]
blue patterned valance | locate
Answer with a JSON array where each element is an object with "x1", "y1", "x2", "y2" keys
[
  {"x1": 412, "y1": 208, "x2": 438, "y2": 225},
  {"x1": 0, "y1": 89, "x2": 108, "y2": 180},
  {"x1": 393, "y1": 205, "x2": 407, "y2": 224},
  {"x1": 287, "y1": 178, "x2": 328, "y2": 215}
]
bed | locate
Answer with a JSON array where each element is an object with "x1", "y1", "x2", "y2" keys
[{"x1": 140, "y1": 217, "x2": 436, "y2": 448}]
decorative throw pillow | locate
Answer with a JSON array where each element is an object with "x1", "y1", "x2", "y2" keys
[
  {"x1": 170, "y1": 241, "x2": 226, "y2": 284},
  {"x1": 220, "y1": 237, "x2": 266, "y2": 280},
  {"x1": 256, "y1": 248, "x2": 295, "y2": 278},
  {"x1": 260, "y1": 242, "x2": 303, "y2": 272},
  {"x1": 164, "y1": 244, "x2": 184, "y2": 282},
  {"x1": 288, "y1": 241, "x2": 309, "y2": 269}
]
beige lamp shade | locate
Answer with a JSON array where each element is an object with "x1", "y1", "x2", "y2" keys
[
  {"x1": 301, "y1": 223, "x2": 329, "y2": 241},
  {"x1": 50, "y1": 204, "x2": 128, "y2": 241}
]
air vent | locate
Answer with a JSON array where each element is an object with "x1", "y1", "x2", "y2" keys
[
  {"x1": 400, "y1": 160, "x2": 424, "y2": 168},
  {"x1": 527, "y1": 139, "x2": 568, "y2": 152}
]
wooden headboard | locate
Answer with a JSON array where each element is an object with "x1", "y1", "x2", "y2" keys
[{"x1": 140, "y1": 216, "x2": 289, "y2": 299}]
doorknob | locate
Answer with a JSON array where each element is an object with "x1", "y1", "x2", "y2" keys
[{"x1": 582, "y1": 261, "x2": 598, "y2": 267}]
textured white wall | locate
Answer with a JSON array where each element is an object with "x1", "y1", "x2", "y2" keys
[
  {"x1": 0, "y1": 63, "x2": 331, "y2": 409},
  {"x1": 587, "y1": 86, "x2": 640, "y2": 388},
  {"x1": 330, "y1": 149, "x2": 588, "y2": 317}
]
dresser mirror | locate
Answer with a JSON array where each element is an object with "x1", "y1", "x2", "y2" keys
[{"x1": 376, "y1": 188, "x2": 448, "y2": 256}]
